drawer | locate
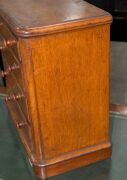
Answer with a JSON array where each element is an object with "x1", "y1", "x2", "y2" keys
[
  {"x1": 6, "y1": 78, "x2": 29, "y2": 121},
  {"x1": 1, "y1": 44, "x2": 29, "y2": 121},
  {"x1": 6, "y1": 96, "x2": 34, "y2": 154},
  {"x1": 0, "y1": 18, "x2": 20, "y2": 61},
  {"x1": 2, "y1": 49, "x2": 24, "y2": 90}
]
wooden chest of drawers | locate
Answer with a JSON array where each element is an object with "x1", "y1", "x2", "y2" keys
[{"x1": 0, "y1": 0, "x2": 112, "y2": 179}]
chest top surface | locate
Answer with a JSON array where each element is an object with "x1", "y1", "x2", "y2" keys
[{"x1": 0, "y1": 0, "x2": 112, "y2": 37}]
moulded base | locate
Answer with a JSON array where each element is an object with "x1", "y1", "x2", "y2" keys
[{"x1": 33, "y1": 142, "x2": 112, "y2": 179}]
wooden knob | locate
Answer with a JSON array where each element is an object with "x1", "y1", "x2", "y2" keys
[
  {"x1": 6, "y1": 39, "x2": 16, "y2": 47},
  {"x1": 16, "y1": 122, "x2": 27, "y2": 128},
  {"x1": 0, "y1": 36, "x2": 16, "y2": 51},
  {"x1": 0, "y1": 64, "x2": 20, "y2": 78},
  {"x1": 0, "y1": 36, "x2": 6, "y2": 50},
  {"x1": 5, "y1": 94, "x2": 24, "y2": 101},
  {"x1": 1, "y1": 70, "x2": 9, "y2": 77},
  {"x1": 9, "y1": 64, "x2": 20, "y2": 72}
]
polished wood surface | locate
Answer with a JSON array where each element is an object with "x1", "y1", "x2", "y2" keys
[
  {"x1": 34, "y1": 143, "x2": 112, "y2": 178},
  {"x1": 27, "y1": 25, "x2": 110, "y2": 160},
  {"x1": 0, "y1": 0, "x2": 112, "y2": 37},
  {"x1": 0, "y1": 0, "x2": 112, "y2": 179}
]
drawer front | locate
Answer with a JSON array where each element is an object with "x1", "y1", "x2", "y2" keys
[
  {"x1": 6, "y1": 97, "x2": 34, "y2": 154},
  {"x1": 0, "y1": 18, "x2": 20, "y2": 61},
  {"x1": 1, "y1": 38, "x2": 28, "y2": 120},
  {"x1": 0, "y1": 19, "x2": 35, "y2": 158},
  {"x1": 6, "y1": 82, "x2": 29, "y2": 121},
  {"x1": 2, "y1": 49, "x2": 24, "y2": 89}
]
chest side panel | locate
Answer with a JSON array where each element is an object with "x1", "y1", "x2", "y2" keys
[{"x1": 29, "y1": 24, "x2": 110, "y2": 160}]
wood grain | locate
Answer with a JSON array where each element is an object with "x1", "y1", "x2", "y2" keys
[
  {"x1": 0, "y1": 0, "x2": 112, "y2": 179},
  {"x1": 0, "y1": 0, "x2": 112, "y2": 37},
  {"x1": 18, "y1": 23, "x2": 112, "y2": 178},
  {"x1": 29, "y1": 25, "x2": 110, "y2": 160}
]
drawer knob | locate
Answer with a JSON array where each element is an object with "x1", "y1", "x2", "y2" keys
[
  {"x1": 5, "y1": 94, "x2": 24, "y2": 101},
  {"x1": 16, "y1": 122, "x2": 27, "y2": 128},
  {"x1": 0, "y1": 64, "x2": 20, "y2": 77},
  {"x1": 0, "y1": 36, "x2": 6, "y2": 50},
  {"x1": 0, "y1": 36, "x2": 16, "y2": 50},
  {"x1": 8, "y1": 64, "x2": 20, "y2": 72},
  {"x1": 1, "y1": 70, "x2": 9, "y2": 77}
]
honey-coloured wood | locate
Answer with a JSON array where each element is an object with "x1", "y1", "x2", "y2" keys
[
  {"x1": 0, "y1": 0, "x2": 112, "y2": 179},
  {"x1": 28, "y1": 25, "x2": 111, "y2": 160}
]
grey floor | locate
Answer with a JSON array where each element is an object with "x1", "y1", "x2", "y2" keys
[{"x1": 110, "y1": 41, "x2": 127, "y2": 104}]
